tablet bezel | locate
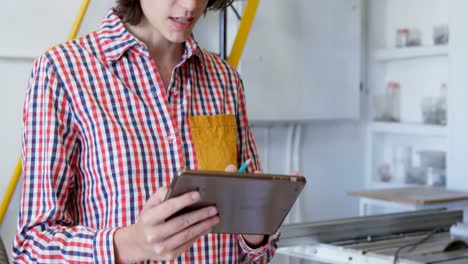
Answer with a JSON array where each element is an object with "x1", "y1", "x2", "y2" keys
[{"x1": 164, "y1": 169, "x2": 306, "y2": 235}]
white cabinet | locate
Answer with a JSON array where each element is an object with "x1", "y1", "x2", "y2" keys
[
  {"x1": 241, "y1": 0, "x2": 362, "y2": 121},
  {"x1": 365, "y1": 0, "x2": 449, "y2": 190}
]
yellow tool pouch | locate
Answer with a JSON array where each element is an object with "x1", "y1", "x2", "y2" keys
[{"x1": 189, "y1": 114, "x2": 238, "y2": 171}]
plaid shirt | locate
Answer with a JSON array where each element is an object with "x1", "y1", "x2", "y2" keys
[{"x1": 13, "y1": 10, "x2": 277, "y2": 264}]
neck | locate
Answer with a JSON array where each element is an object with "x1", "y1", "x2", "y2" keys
[{"x1": 125, "y1": 18, "x2": 184, "y2": 64}]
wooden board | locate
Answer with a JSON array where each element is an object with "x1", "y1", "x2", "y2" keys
[{"x1": 348, "y1": 187, "x2": 468, "y2": 205}]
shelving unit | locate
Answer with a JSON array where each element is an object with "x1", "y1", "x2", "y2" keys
[
  {"x1": 375, "y1": 45, "x2": 449, "y2": 62},
  {"x1": 364, "y1": 0, "x2": 449, "y2": 203},
  {"x1": 369, "y1": 122, "x2": 447, "y2": 137}
]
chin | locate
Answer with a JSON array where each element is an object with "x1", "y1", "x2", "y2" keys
[{"x1": 166, "y1": 32, "x2": 191, "y2": 44}]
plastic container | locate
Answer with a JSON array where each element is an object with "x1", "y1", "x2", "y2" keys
[
  {"x1": 373, "y1": 95, "x2": 392, "y2": 121},
  {"x1": 373, "y1": 82, "x2": 401, "y2": 122},
  {"x1": 435, "y1": 83, "x2": 448, "y2": 125},
  {"x1": 433, "y1": 25, "x2": 449, "y2": 45},
  {"x1": 407, "y1": 29, "x2": 422, "y2": 46},
  {"x1": 396, "y1": 28, "x2": 409, "y2": 48},
  {"x1": 405, "y1": 167, "x2": 427, "y2": 185},
  {"x1": 426, "y1": 167, "x2": 446, "y2": 187},
  {"x1": 418, "y1": 150, "x2": 446, "y2": 187},
  {"x1": 377, "y1": 163, "x2": 392, "y2": 182},
  {"x1": 421, "y1": 97, "x2": 438, "y2": 124},
  {"x1": 419, "y1": 150, "x2": 446, "y2": 170},
  {"x1": 393, "y1": 145, "x2": 412, "y2": 183},
  {"x1": 421, "y1": 84, "x2": 447, "y2": 125},
  {"x1": 387, "y1": 82, "x2": 401, "y2": 122}
]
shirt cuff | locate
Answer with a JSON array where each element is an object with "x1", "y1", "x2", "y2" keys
[
  {"x1": 237, "y1": 233, "x2": 278, "y2": 257},
  {"x1": 93, "y1": 227, "x2": 119, "y2": 264}
]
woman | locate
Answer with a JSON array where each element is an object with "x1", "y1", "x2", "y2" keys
[{"x1": 13, "y1": 0, "x2": 277, "y2": 263}]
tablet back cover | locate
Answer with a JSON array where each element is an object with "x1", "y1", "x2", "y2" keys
[{"x1": 166, "y1": 170, "x2": 306, "y2": 235}]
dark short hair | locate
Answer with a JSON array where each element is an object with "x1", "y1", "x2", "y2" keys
[{"x1": 114, "y1": 0, "x2": 235, "y2": 25}]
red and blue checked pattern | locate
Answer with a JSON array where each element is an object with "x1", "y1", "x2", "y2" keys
[{"x1": 13, "y1": 10, "x2": 278, "y2": 264}]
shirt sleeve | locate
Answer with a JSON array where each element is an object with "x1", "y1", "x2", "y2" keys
[
  {"x1": 234, "y1": 74, "x2": 279, "y2": 263},
  {"x1": 12, "y1": 54, "x2": 118, "y2": 264}
]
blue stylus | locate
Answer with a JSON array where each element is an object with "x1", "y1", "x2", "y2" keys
[{"x1": 237, "y1": 158, "x2": 252, "y2": 173}]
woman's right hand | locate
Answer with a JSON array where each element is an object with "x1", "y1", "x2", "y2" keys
[{"x1": 114, "y1": 187, "x2": 220, "y2": 263}]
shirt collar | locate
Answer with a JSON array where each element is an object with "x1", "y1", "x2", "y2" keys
[{"x1": 98, "y1": 9, "x2": 205, "y2": 68}]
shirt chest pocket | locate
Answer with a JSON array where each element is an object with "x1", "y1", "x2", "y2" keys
[{"x1": 189, "y1": 114, "x2": 237, "y2": 171}]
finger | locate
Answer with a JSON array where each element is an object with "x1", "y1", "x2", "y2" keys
[
  {"x1": 156, "y1": 206, "x2": 218, "y2": 240},
  {"x1": 148, "y1": 191, "x2": 201, "y2": 224},
  {"x1": 162, "y1": 216, "x2": 219, "y2": 252},
  {"x1": 254, "y1": 170, "x2": 262, "y2": 174},
  {"x1": 160, "y1": 234, "x2": 203, "y2": 261},
  {"x1": 290, "y1": 171, "x2": 300, "y2": 176},
  {"x1": 143, "y1": 187, "x2": 169, "y2": 214},
  {"x1": 225, "y1": 164, "x2": 237, "y2": 172},
  {"x1": 169, "y1": 228, "x2": 212, "y2": 260},
  {"x1": 155, "y1": 187, "x2": 169, "y2": 203}
]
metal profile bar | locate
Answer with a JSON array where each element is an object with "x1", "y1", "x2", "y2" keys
[
  {"x1": 227, "y1": 0, "x2": 260, "y2": 68},
  {"x1": 0, "y1": 0, "x2": 90, "y2": 226},
  {"x1": 219, "y1": 8, "x2": 227, "y2": 59},
  {"x1": 67, "y1": 0, "x2": 90, "y2": 41},
  {"x1": 230, "y1": 5, "x2": 242, "y2": 20},
  {"x1": 278, "y1": 209, "x2": 463, "y2": 247}
]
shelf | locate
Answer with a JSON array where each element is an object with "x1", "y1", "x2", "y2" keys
[
  {"x1": 368, "y1": 181, "x2": 428, "y2": 189},
  {"x1": 375, "y1": 46, "x2": 449, "y2": 62},
  {"x1": 0, "y1": 51, "x2": 38, "y2": 61},
  {"x1": 369, "y1": 122, "x2": 447, "y2": 137}
]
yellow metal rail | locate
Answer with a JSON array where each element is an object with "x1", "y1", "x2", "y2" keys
[
  {"x1": 1, "y1": 0, "x2": 258, "y2": 225},
  {"x1": 0, "y1": 0, "x2": 90, "y2": 226},
  {"x1": 68, "y1": 0, "x2": 91, "y2": 41},
  {"x1": 227, "y1": 0, "x2": 260, "y2": 68}
]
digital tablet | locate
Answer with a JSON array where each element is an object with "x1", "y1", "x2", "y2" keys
[{"x1": 164, "y1": 170, "x2": 306, "y2": 235}]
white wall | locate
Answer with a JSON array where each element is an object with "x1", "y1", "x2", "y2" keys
[
  {"x1": 448, "y1": 0, "x2": 468, "y2": 190},
  {"x1": 251, "y1": 122, "x2": 364, "y2": 222}
]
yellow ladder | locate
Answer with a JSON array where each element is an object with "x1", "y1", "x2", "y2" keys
[{"x1": 0, "y1": 0, "x2": 260, "y2": 226}]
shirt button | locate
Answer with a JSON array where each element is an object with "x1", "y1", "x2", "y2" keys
[
  {"x1": 172, "y1": 89, "x2": 178, "y2": 96},
  {"x1": 167, "y1": 134, "x2": 175, "y2": 143}
]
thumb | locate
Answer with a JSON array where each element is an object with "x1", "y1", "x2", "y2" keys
[{"x1": 225, "y1": 164, "x2": 237, "y2": 172}]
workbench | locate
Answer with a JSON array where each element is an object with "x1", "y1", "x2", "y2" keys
[
  {"x1": 348, "y1": 187, "x2": 468, "y2": 221},
  {"x1": 276, "y1": 209, "x2": 468, "y2": 264}
]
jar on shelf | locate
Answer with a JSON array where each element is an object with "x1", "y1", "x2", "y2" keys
[
  {"x1": 433, "y1": 24, "x2": 449, "y2": 45},
  {"x1": 396, "y1": 28, "x2": 409, "y2": 48},
  {"x1": 372, "y1": 81, "x2": 401, "y2": 122},
  {"x1": 407, "y1": 29, "x2": 422, "y2": 47},
  {"x1": 386, "y1": 81, "x2": 401, "y2": 122},
  {"x1": 392, "y1": 145, "x2": 412, "y2": 183},
  {"x1": 421, "y1": 83, "x2": 447, "y2": 125},
  {"x1": 436, "y1": 83, "x2": 448, "y2": 125}
]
